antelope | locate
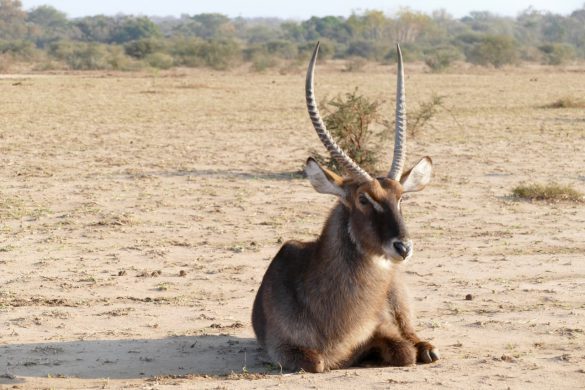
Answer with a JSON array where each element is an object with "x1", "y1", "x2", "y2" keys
[{"x1": 252, "y1": 42, "x2": 439, "y2": 373}]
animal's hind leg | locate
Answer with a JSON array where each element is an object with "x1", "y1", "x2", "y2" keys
[
  {"x1": 269, "y1": 344, "x2": 325, "y2": 373},
  {"x1": 355, "y1": 329, "x2": 416, "y2": 367}
]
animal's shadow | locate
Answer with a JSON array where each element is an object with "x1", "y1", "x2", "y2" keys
[{"x1": 0, "y1": 335, "x2": 266, "y2": 383}]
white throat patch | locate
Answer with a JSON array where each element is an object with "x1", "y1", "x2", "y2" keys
[{"x1": 373, "y1": 255, "x2": 392, "y2": 270}]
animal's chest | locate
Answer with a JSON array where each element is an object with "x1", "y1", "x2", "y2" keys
[
  {"x1": 324, "y1": 308, "x2": 387, "y2": 365},
  {"x1": 324, "y1": 294, "x2": 392, "y2": 359},
  {"x1": 345, "y1": 314, "x2": 382, "y2": 345}
]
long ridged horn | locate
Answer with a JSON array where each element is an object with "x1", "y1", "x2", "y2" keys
[
  {"x1": 388, "y1": 44, "x2": 406, "y2": 181},
  {"x1": 306, "y1": 42, "x2": 373, "y2": 183}
]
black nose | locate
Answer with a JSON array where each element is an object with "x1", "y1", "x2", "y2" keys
[{"x1": 393, "y1": 241, "x2": 410, "y2": 259}]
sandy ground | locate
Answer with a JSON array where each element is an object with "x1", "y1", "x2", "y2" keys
[{"x1": 0, "y1": 62, "x2": 584, "y2": 389}]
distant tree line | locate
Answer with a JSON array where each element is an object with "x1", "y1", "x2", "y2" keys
[{"x1": 1, "y1": 0, "x2": 584, "y2": 71}]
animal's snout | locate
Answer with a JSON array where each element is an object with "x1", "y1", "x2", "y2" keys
[{"x1": 393, "y1": 240, "x2": 412, "y2": 260}]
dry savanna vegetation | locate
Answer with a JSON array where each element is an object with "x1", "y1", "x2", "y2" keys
[
  {"x1": 512, "y1": 183, "x2": 584, "y2": 203},
  {"x1": 0, "y1": 60, "x2": 584, "y2": 389}
]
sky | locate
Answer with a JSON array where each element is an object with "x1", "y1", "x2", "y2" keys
[{"x1": 19, "y1": 0, "x2": 584, "y2": 19}]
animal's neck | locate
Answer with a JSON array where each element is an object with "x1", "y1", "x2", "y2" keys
[
  {"x1": 303, "y1": 203, "x2": 394, "y2": 331},
  {"x1": 314, "y1": 203, "x2": 392, "y2": 282}
]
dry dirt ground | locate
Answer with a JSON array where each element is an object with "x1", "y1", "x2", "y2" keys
[{"x1": 0, "y1": 62, "x2": 584, "y2": 389}]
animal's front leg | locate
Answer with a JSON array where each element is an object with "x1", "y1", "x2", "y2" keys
[
  {"x1": 389, "y1": 281, "x2": 440, "y2": 364},
  {"x1": 394, "y1": 309, "x2": 440, "y2": 364}
]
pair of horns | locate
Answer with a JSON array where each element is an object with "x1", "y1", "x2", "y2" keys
[{"x1": 305, "y1": 42, "x2": 406, "y2": 182}]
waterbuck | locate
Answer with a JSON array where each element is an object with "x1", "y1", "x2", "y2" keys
[{"x1": 252, "y1": 42, "x2": 439, "y2": 373}]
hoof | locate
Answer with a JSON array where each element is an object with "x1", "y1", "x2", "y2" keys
[{"x1": 415, "y1": 341, "x2": 440, "y2": 364}]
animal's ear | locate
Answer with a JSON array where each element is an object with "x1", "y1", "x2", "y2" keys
[
  {"x1": 400, "y1": 157, "x2": 432, "y2": 193},
  {"x1": 305, "y1": 157, "x2": 346, "y2": 198}
]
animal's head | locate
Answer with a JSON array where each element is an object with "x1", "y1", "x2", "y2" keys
[{"x1": 304, "y1": 42, "x2": 432, "y2": 263}]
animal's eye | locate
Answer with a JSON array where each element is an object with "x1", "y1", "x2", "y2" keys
[{"x1": 359, "y1": 194, "x2": 369, "y2": 206}]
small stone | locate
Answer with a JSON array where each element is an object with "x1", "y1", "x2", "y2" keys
[
  {"x1": 179, "y1": 270, "x2": 187, "y2": 277},
  {"x1": 465, "y1": 294, "x2": 473, "y2": 301}
]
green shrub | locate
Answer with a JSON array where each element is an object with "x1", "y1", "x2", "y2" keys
[
  {"x1": 196, "y1": 39, "x2": 240, "y2": 70},
  {"x1": 58, "y1": 42, "x2": 110, "y2": 70},
  {"x1": 319, "y1": 88, "x2": 386, "y2": 173},
  {"x1": 264, "y1": 40, "x2": 298, "y2": 59},
  {"x1": 168, "y1": 37, "x2": 240, "y2": 69},
  {"x1": 110, "y1": 16, "x2": 161, "y2": 44},
  {"x1": 168, "y1": 37, "x2": 202, "y2": 67},
  {"x1": 124, "y1": 38, "x2": 165, "y2": 59},
  {"x1": 383, "y1": 43, "x2": 424, "y2": 63},
  {"x1": 146, "y1": 52, "x2": 174, "y2": 69},
  {"x1": 346, "y1": 40, "x2": 393, "y2": 61},
  {"x1": 298, "y1": 40, "x2": 336, "y2": 60},
  {"x1": 107, "y1": 45, "x2": 139, "y2": 70},
  {"x1": 244, "y1": 40, "x2": 297, "y2": 70},
  {"x1": 424, "y1": 46, "x2": 463, "y2": 72},
  {"x1": 466, "y1": 35, "x2": 517, "y2": 68},
  {"x1": 538, "y1": 43, "x2": 575, "y2": 65},
  {"x1": 49, "y1": 41, "x2": 132, "y2": 70},
  {"x1": 0, "y1": 40, "x2": 40, "y2": 60},
  {"x1": 242, "y1": 45, "x2": 264, "y2": 61},
  {"x1": 518, "y1": 46, "x2": 544, "y2": 62},
  {"x1": 250, "y1": 52, "x2": 277, "y2": 72}
]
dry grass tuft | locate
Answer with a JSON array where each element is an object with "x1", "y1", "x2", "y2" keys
[
  {"x1": 512, "y1": 183, "x2": 584, "y2": 203},
  {"x1": 0, "y1": 194, "x2": 25, "y2": 219},
  {"x1": 93, "y1": 213, "x2": 135, "y2": 227},
  {"x1": 542, "y1": 96, "x2": 585, "y2": 109}
]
